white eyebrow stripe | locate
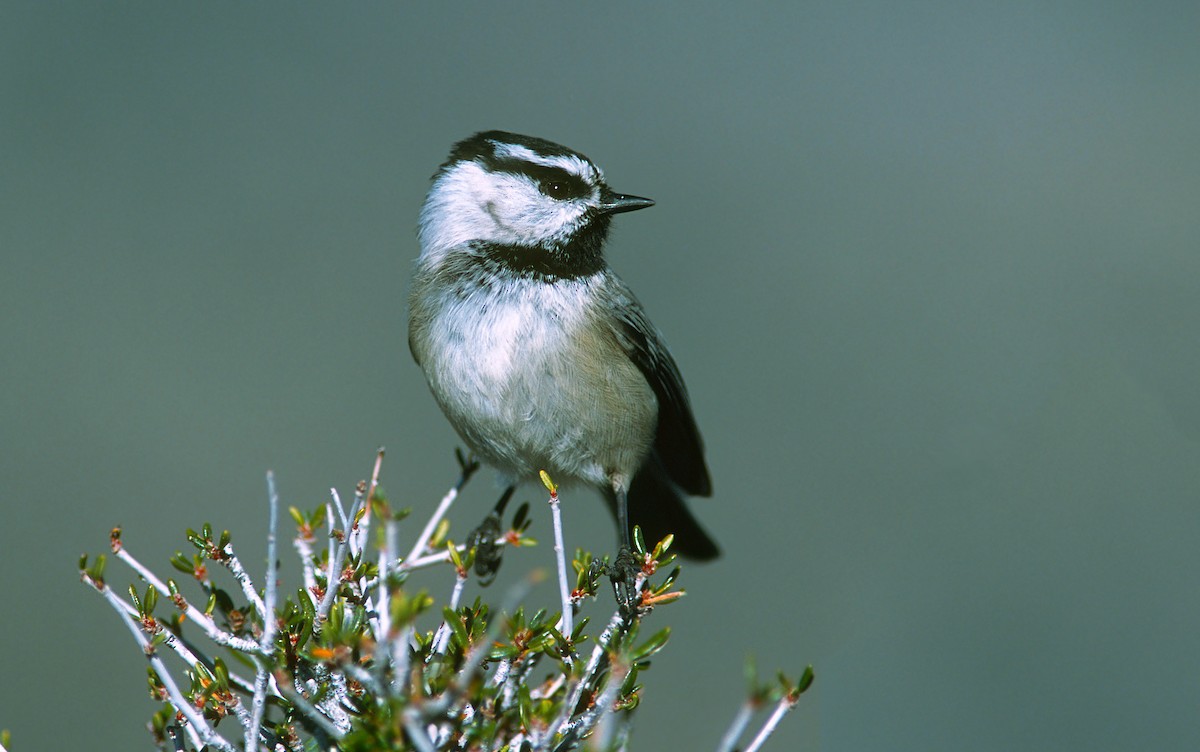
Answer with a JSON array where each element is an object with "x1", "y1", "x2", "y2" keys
[
  {"x1": 490, "y1": 142, "x2": 541, "y2": 162},
  {"x1": 490, "y1": 141, "x2": 600, "y2": 182}
]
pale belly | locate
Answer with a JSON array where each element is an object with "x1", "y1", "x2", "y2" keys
[{"x1": 411, "y1": 279, "x2": 657, "y2": 489}]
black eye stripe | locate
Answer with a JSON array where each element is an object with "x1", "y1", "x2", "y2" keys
[
  {"x1": 486, "y1": 158, "x2": 591, "y2": 200},
  {"x1": 532, "y1": 170, "x2": 590, "y2": 201},
  {"x1": 435, "y1": 132, "x2": 600, "y2": 200}
]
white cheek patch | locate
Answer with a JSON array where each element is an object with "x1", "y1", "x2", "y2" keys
[
  {"x1": 478, "y1": 173, "x2": 581, "y2": 246},
  {"x1": 419, "y1": 153, "x2": 596, "y2": 260},
  {"x1": 419, "y1": 163, "x2": 500, "y2": 256}
]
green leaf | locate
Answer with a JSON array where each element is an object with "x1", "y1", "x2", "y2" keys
[
  {"x1": 657, "y1": 566, "x2": 681, "y2": 592},
  {"x1": 744, "y1": 655, "x2": 759, "y2": 691},
  {"x1": 620, "y1": 664, "x2": 641, "y2": 696},
  {"x1": 571, "y1": 617, "x2": 590, "y2": 642},
  {"x1": 213, "y1": 658, "x2": 230, "y2": 688},
  {"x1": 169, "y1": 552, "x2": 193, "y2": 574},
  {"x1": 433, "y1": 518, "x2": 451, "y2": 547},
  {"x1": 447, "y1": 541, "x2": 464, "y2": 570},
  {"x1": 652, "y1": 533, "x2": 674, "y2": 559},
  {"x1": 185, "y1": 529, "x2": 204, "y2": 550},
  {"x1": 443, "y1": 607, "x2": 469, "y2": 648},
  {"x1": 797, "y1": 665, "x2": 815, "y2": 694},
  {"x1": 328, "y1": 601, "x2": 344, "y2": 635},
  {"x1": 517, "y1": 683, "x2": 532, "y2": 730},
  {"x1": 390, "y1": 590, "x2": 434, "y2": 625},
  {"x1": 310, "y1": 505, "x2": 327, "y2": 528},
  {"x1": 539, "y1": 470, "x2": 557, "y2": 495},
  {"x1": 631, "y1": 525, "x2": 646, "y2": 555},
  {"x1": 370, "y1": 488, "x2": 390, "y2": 519},
  {"x1": 288, "y1": 506, "x2": 306, "y2": 527},
  {"x1": 299, "y1": 589, "x2": 316, "y2": 620},
  {"x1": 629, "y1": 627, "x2": 671, "y2": 662},
  {"x1": 87, "y1": 554, "x2": 106, "y2": 583}
]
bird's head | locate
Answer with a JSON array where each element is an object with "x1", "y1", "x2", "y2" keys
[{"x1": 418, "y1": 131, "x2": 653, "y2": 278}]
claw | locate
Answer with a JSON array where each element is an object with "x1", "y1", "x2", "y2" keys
[
  {"x1": 607, "y1": 545, "x2": 642, "y2": 617},
  {"x1": 466, "y1": 487, "x2": 514, "y2": 586}
]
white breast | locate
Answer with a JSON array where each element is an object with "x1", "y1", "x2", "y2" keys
[{"x1": 410, "y1": 271, "x2": 656, "y2": 488}]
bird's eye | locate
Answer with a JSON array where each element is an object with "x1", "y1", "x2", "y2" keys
[
  {"x1": 530, "y1": 169, "x2": 588, "y2": 200},
  {"x1": 540, "y1": 180, "x2": 571, "y2": 200}
]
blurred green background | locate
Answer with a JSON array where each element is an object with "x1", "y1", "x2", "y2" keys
[{"x1": 3, "y1": 2, "x2": 1198, "y2": 750}]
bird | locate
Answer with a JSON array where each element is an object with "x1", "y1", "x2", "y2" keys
[{"x1": 408, "y1": 130, "x2": 718, "y2": 566}]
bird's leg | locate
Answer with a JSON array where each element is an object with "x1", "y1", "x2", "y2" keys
[
  {"x1": 493, "y1": 484, "x2": 515, "y2": 517},
  {"x1": 466, "y1": 485, "x2": 515, "y2": 586},
  {"x1": 615, "y1": 481, "x2": 632, "y2": 552},
  {"x1": 608, "y1": 482, "x2": 641, "y2": 616}
]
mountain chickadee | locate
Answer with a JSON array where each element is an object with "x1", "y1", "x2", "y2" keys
[{"x1": 408, "y1": 131, "x2": 718, "y2": 564}]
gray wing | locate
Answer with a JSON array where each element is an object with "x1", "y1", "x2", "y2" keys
[{"x1": 609, "y1": 292, "x2": 712, "y2": 497}]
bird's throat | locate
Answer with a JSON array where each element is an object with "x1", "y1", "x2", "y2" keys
[{"x1": 474, "y1": 214, "x2": 611, "y2": 282}]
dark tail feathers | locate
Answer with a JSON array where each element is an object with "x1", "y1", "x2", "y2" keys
[{"x1": 617, "y1": 459, "x2": 719, "y2": 561}]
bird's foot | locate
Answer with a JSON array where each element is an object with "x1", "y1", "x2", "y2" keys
[
  {"x1": 466, "y1": 486, "x2": 516, "y2": 586},
  {"x1": 607, "y1": 545, "x2": 643, "y2": 618},
  {"x1": 466, "y1": 510, "x2": 503, "y2": 586}
]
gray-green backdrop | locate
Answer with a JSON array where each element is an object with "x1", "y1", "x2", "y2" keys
[{"x1": 3, "y1": 2, "x2": 1198, "y2": 750}]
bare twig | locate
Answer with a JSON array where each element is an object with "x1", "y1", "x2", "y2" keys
[
  {"x1": 221, "y1": 544, "x2": 267, "y2": 617},
  {"x1": 85, "y1": 451, "x2": 804, "y2": 752},
  {"x1": 557, "y1": 607, "x2": 627, "y2": 738},
  {"x1": 544, "y1": 478, "x2": 574, "y2": 640},
  {"x1": 374, "y1": 512, "x2": 399, "y2": 689},
  {"x1": 553, "y1": 659, "x2": 629, "y2": 752},
  {"x1": 397, "y1": 535, "x2": 509, "y2": 572},
  {"x1": 276, "y1": 677, "x2": 348, "y2": 741},
  {"x1": 403, "y1": 710, "x2": 437, "y2": 752},
  {"x1": 715, "y1": 701, "x2": 755, "y2": 752},
  {"x1": 742, "y1": 694, "x2": 801, "y2": 752},
  {"x1": 316, "y1": 488, "x2": 363, "y2": 630},
  {"x1": 246, "y1": 470, "x2": 282, "y2": 752},
  {"x1": 94, "y1": 583, "x2": 236, "y2": 752},
  {"x1": 351, "y1": 448, "x2": 385, "y2": 560},
  {"x1": 430, "y1": 572, "x2": 468, "y2": 658},
  {"x1": 403, "y1": 458, "x2": 476, "y2": 565},
  {"x1": 112, "y1": 547, "x2": 268, "y2": 656}
]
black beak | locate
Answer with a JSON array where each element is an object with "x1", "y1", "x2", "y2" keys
[{"x1": 599, "y1": 191, "x2": 655, "y2": 215}]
